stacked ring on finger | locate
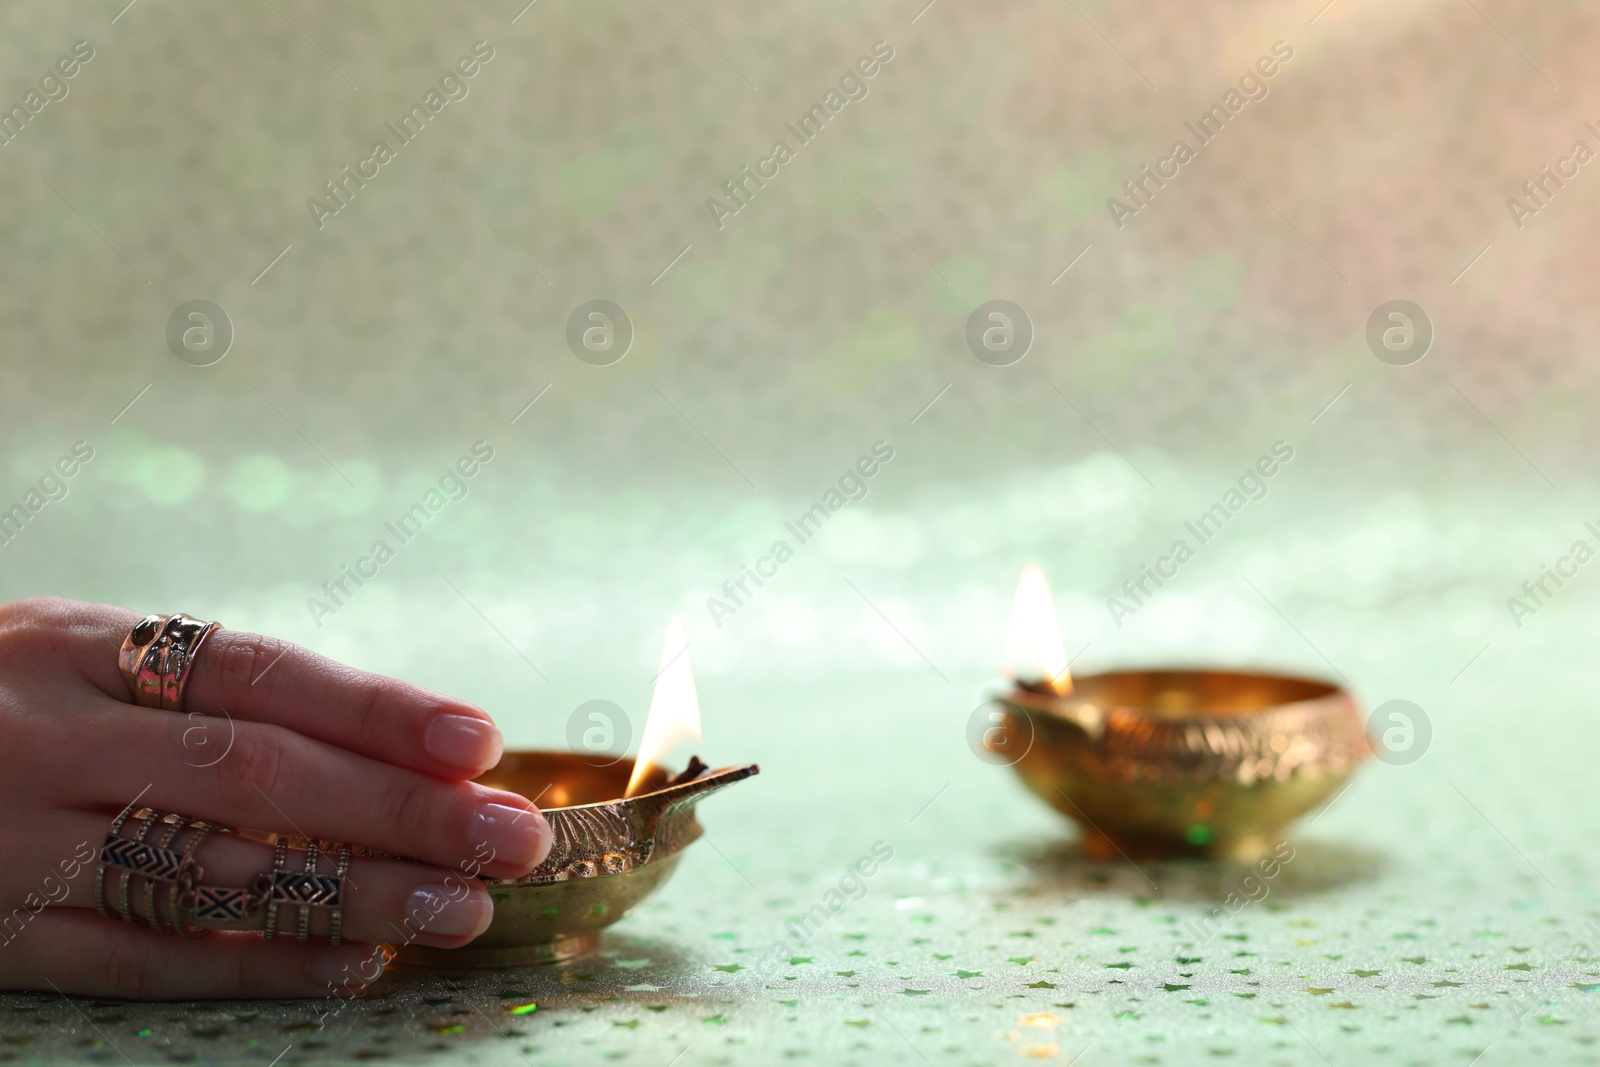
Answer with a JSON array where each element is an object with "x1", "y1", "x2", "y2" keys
[
  {"x1": 94, "y1": 802, "x2": 354, "y2": 945},
  {"x1": 262, "y1": 838, "x2": 353, "y2": 946},
  {"x1": 94, "y1": 803, "x2": 224, "y2": 938},
  {"x1": 118, "y1": 613, "x2": 221, "y2": 711}
]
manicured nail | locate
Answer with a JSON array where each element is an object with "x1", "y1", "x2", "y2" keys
[
  {"x1": 425, "y1": 713, "x2": 503, "y2": 772},
  {"x1": 469, "y1": 800, "x2": 551, "y2": 869},
  {"x1": 306, "y1": 945, "x2": 385, "y2": 995},
  {"x1": 406, "y1": 883, "x2": 494, "y2": 939}
]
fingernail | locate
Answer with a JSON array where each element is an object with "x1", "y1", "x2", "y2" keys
[
  {"x1": 306, "y1": 946, "x2": 385, "y2": 995},
  {"x1": 406, "y1": 883, "x2": 494, "y2": 939},
  {"x1": 426, "y1": 714, "x2": 503, "y2": 772},
  {"x1": 469, "y1": 800, "x2": 551, "y2": 870}
]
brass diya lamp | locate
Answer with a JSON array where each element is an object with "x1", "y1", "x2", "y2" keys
[
  {"x1": 399, "y1": 616, "x2": 759, "y2": 967},
  {"x1": 991, "y1": 566, "x2": 1370, "y2": 862},
  {"x1": 399, "y1": 753, "x2": 757, "y2": 967}
]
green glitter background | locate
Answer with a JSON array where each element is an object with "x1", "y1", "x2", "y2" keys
[{"x1": 3, "y1": 0, "x2": 1600, "y2": 1063}]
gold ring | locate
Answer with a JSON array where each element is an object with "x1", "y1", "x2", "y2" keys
[{"x1": 118, "y1": 613, "x2": 221, "y2": 711}]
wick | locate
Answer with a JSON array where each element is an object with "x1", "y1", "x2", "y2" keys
[{"x1": 666, "y1": 755, "x2": 709, "y2": 785}]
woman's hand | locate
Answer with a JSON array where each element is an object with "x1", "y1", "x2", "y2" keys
[{"x1": 0, "y1": 597, "x2": 552, "y2": 999}]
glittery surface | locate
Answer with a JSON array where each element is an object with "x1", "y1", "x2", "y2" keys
[{"x1": 3, "y1": 0, "x2": 1600, "y2": 1062}]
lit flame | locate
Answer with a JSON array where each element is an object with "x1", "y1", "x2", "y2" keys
[
  {"x1": 1003, "y1": 563, "x2": 1071, "y2": 695},
  {"x1": 625, "y1": 615, "x2": 703, "y2": 797}
]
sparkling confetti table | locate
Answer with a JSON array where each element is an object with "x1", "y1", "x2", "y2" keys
[{"x1": 4, "y1": 0, "x2": 1600, "y2": 1062}]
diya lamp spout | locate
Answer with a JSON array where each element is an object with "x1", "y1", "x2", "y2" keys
[{"x1": 1002, "y1": 681, "x2": 1107, "y2": 743}]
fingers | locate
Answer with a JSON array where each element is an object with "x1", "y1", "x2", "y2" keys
[
  {"x1": 182, "y1": 629, "x2": 504, "y2": 779},
  {"x1": 40, "y1": 809, "x2": 496, "y2": 951},
  {"x1": 88, "y1": 703, "x2": 552, "y2": 880},
  {"x1": 1, "y1": 909, "x2": 386, "y2": 1000},
  {"x1": 0, "y1": 598, "x2": 137, "y2": 701},
  {"x1": 23, "y1": 597, "x2": 504, "y2": 780}
]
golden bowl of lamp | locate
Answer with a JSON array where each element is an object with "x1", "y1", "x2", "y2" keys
[
  {"x1": 396, "y1": 752, "x2": 758, "y2": 967},
  {"x1": 993, "y1": 669, "x2": 1369, "y2": 862}
]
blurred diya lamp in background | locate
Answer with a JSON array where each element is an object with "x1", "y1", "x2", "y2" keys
[
  {"x1": 399, "y1": 617, "x2": 758, "y2": 967},
  {"x1": 988, "y1": 565, "x2": 1370, "y2": 862}
]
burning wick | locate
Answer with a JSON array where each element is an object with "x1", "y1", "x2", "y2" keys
[
  {"x1": 1003, "y1": 563, "x2": 1072, "y2": 696},
  {"x1": 625, "y1": 615, "x2": 704, "y2": 797}
]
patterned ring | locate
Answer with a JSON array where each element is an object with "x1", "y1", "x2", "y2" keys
[
  {"x1": 93, "y1": 806, "x2": 355, "y2": 943},
  {"x1": 94, "y1": 803, "x2": 220, "y2": 936},
  {"x1": 264, "y1": 838, "x2": 353, "y2": 947}
]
